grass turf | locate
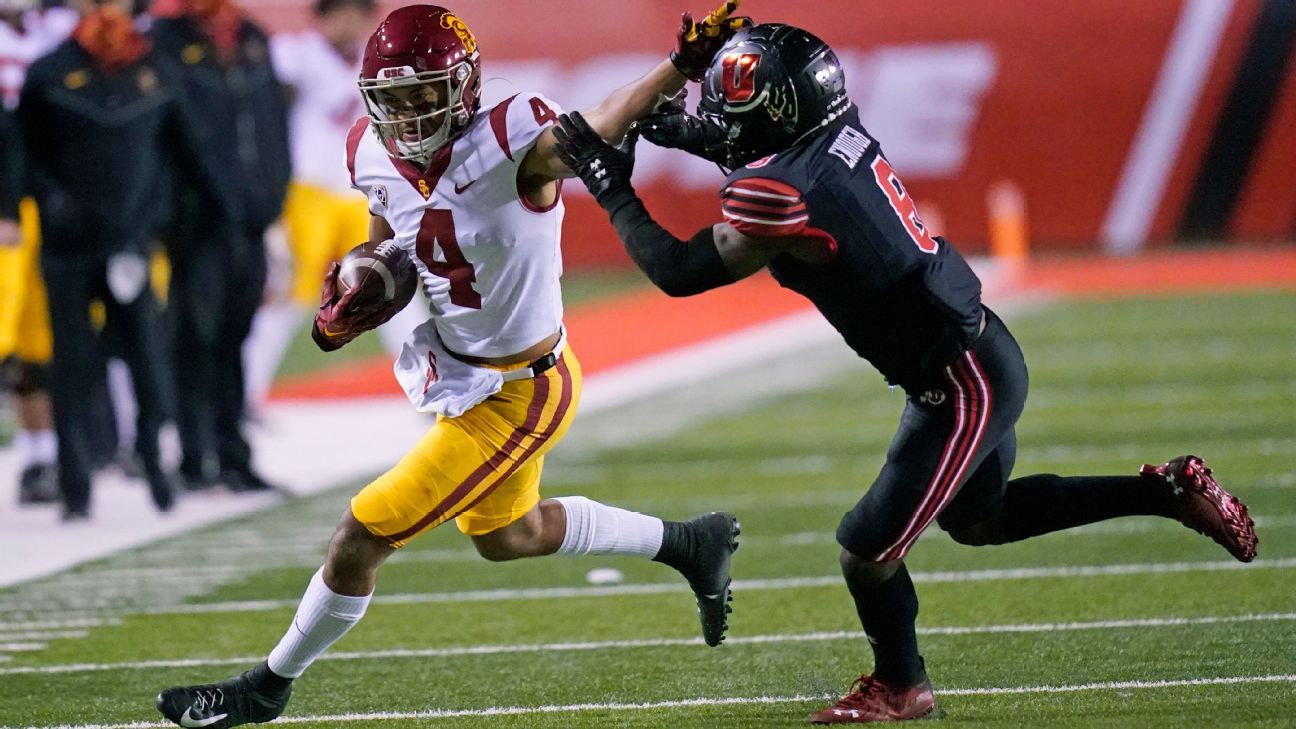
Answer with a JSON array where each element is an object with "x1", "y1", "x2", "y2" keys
[{"x1": 0, "y1": 289, "x2": 1292, "y2": 728}]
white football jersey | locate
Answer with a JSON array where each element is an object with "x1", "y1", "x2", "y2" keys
[
  {"x1": 0, "y1": 7, "x2": 76, "y2": 110},
  {"x1": 269, "y1": 30, "x2": 367, "y2": 193},
  {"x1": 346, "y1": 92, "x2": 565, "y2": 359}
]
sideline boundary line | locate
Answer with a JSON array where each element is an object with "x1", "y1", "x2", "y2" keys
[
  {"x1": 3, "y1": 612, "x2": 1292, "y2": 676},
  {"x1": 13, "y1": 675, "x2": 1296, "y2": 729},
  {"x1": 112, "y1": 557, "x2": 1295, "y2": 617}
]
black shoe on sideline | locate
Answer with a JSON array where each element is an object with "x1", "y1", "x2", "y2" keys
[
  {"x1": 18, "y1": 464, "x2": 59, "y2": 505},
  {"x1": 156, "y1": 662, "x2": 292, "y2": 729},
  {"x1": 221, "y1": 468, "x2": 279, "y2": 493},
  {"x1": 146, "y1": 470, "x2": 176, "y2": 513}
]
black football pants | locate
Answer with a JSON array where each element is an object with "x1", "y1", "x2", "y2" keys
[
  {"x1": 837, "y1": 308, "x2": 1030, "y2": 560},
  {"x1": 40, "y1": 250, "x2": 171, "y2": 513}
]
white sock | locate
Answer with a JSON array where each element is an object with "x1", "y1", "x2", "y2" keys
[
  {"x1": 106, "y1": 358, "x2": 136, "y2": 451},
  {"x1": 15, "y1": 429, "x2": 56, "y2": 468},
  {"x1": 554, "y1": 496, "x2": 664, "y2": 557},
  {"x1": 267, "y1": 567, "x2": 371, "y2": 678}
]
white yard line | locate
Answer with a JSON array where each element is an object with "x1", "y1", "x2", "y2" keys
[
  {"x1": 0, "y1": 618, "x2": 118, "y2": 631},
  {"x1": 4, "y1": 612, "x2": 1292, "y2": 677},
  {"x1": 95, "y1": 557, "x2": 1289, "y2": 617},
  {"x1": 11, "y1": 675, "x2": 1296, "y2": 729},
  {"x1": 774, "y1": 513, "x2": 1296, "y2": 544},
  {"x1": 0, "y1": 630, "x2": 88, "y2": 642}
]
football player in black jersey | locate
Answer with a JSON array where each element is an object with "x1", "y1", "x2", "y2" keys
[{"x1": 554, "y1": 23, "x2": 1259, "y2": 724}]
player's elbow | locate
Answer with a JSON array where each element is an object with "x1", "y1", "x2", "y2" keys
[{"x1": 632, "y1": 232, "x2": 733, "y2": 297}]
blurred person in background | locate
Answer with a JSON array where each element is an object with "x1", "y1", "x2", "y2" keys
[
  {"x1": 17, "y1": 0, "x2": 233, "y2": 519},
  {"x1": 151, "y1": 0, "x2": 291, "y2": 493},
  {"x1": 1, "y1": 0, "x2": 76, "y2": 110},
  {"x1": 241, "y1": 0, "x2": 388, "y2": 414},
  {"x1": 0, "y1": 0, "x2": 76, "y2": 505}
]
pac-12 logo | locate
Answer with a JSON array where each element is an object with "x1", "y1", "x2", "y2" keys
[
  {"x1": 372, "y1": 184, "x2": 388, "y2": 209},
  {"x1": 721, "y1": 52, "x2": 761, "y2": 103}
]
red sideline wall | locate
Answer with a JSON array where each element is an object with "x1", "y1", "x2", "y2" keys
[{"x1": 245, "y1": 0, "x2": 1296, "y2": 267}]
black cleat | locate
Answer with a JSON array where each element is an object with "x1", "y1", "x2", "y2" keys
[
  {"x1": 18, "y1": 464, "x2": 59, "y2": 505},
  {"x1": 676, "y1": 512, "x2": 740, "y2": 647},
  {"x1": 157, "y1": 662, "x2": 291, "y2": 729}
]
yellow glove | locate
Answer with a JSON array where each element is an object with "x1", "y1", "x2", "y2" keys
[{"x1": 672, "y1": 0, "x2": 755, "y2": 81}]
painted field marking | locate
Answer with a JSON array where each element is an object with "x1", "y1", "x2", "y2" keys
[
  {"x1": 113, "y1": 557, "x2": 1295, "y2": 616},
  {"x1": 0, "y1": 630, "x2": 89, "y2": 642},
  {"x1": 0, "y1": 618, "x2": 117, "y2": 631},
  {"x1": 775, "y1": 513, "x2": 1296, "y2": 544},
  {"x1": 15, "y1": 511, "x2": 1291, "y2": 596},
  {"x1": 10, "y1": 675, "x2": 1296, "y2": 729},
  {"x1": 3, "y1": 612, "x2": 1292, "y2": 676}
]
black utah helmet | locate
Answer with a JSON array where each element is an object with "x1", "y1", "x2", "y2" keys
[{"x1": 697, "y1": 23, "x2": 849, "y2": 169}]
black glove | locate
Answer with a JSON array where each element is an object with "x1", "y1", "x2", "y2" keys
[
  {"x1": 670, "y1": 0, "x2": 754, "y2": 82},
  {"x1": 635, "y1": 93, "x2": 731, "y2": 166},
  {"x1": 553, "y1": 111, "x2": 639, "y2": 210}
]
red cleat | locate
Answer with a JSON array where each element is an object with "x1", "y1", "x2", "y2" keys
[
  {"x1": 1140, "y1": 455, "x2": 1257, "y2": 562},
  {"x1": 810, "y1": 675, "x2": 936, "y2": 724}
]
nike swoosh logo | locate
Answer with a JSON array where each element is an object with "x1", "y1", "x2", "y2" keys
[
  {"x1": 454, "y1": 179, "x2": 477, "y2": 194},
  {"x1": 180, "y1": 707, "x2": 229, "y2": 728},
  {"x1": 702, "y1": 593, "x2": 721, "y2": 600}
]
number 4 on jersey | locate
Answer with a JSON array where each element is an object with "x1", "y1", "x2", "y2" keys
[
  {"x1": 871, "y1": 156, "x2": 938, "y2": 254},
  {"x1": 415, "y1": 208, "x2": 482, "y2": 309}
]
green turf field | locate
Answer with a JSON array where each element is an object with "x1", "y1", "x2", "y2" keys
[{"x1": 1, "y1": 290, "x2": 1293, "y2": 728}]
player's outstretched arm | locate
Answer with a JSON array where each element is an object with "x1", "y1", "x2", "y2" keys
[
  {"x1": 554, "y1": 112, "x2": 773, "y2": 296},
  {"x1": 521, "y1": 0, "x2": 751, "y2": 182}
]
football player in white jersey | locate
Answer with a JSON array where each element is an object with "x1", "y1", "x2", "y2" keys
[
  {"x1": 0, "y1": 0, "x2": 75, "y2": 504},
  {"x1": 157, "y1": 3, "x2": 753, "y2": 727}
]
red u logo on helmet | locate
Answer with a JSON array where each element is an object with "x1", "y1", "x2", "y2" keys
[{"x1": 721, "y1": 52, "x2": 761, "y2": 103}]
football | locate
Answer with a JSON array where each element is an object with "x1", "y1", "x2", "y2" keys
[{"x1": 336, "y1": 239, "x2": 419, "y2": 323}]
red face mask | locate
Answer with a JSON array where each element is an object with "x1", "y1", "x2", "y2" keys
[{"x1": 73, "y1": 4, "x2": 149, "y2": 71}]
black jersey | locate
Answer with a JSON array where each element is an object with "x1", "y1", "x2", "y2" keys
[
  {"x1": 18, "y1": 40, "x2": 229, "y2": 253},
  {"x1": 719, "y1": 105, "x2": 984, "y2": 392}
]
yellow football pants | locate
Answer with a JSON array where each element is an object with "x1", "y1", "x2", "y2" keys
[
  {"x1": 352, "y1": 346, "x2": 582, "y2": 547},
  {"x1": 0, "y1": 198, "x2": 52, "y2": 364},
  {"x1": 281, "y1": 182, "x2": 370, "y2": 304}
]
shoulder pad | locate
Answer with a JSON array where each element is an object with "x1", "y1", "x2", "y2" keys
[{"x1": 485, "y1": 92, "x2": 562, "y2": 163}]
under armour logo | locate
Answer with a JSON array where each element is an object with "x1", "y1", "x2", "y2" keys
[
  {"x1": 920, "y1": 389, "x2": 946, "y2": 405},
  {"x1": 1165, "y1": 473, "x2": 1183, "y2": 495}
]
